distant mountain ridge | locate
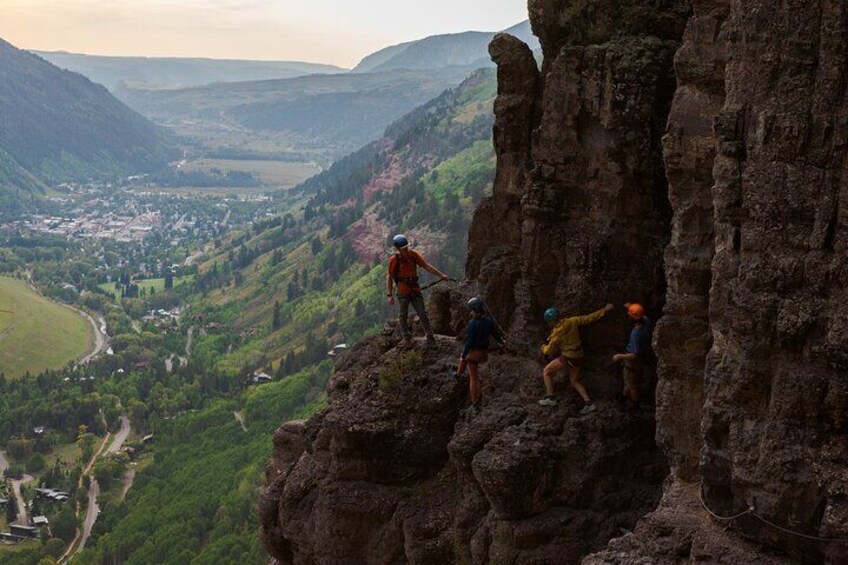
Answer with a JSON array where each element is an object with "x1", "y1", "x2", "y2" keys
[
  {"x1": 353, "y1": 20, "x2": 540, "y2": 73},
  {"x1": 117, "y1": 67, "x2": 476, "y2": 163},
  {"x1": 35, "y1": 51, "x2": 346, "y2": 91},
  {"x1": 0, "y1": 38, "x2": 176, "y2": 204}
]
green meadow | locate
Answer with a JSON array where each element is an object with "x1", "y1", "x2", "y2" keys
[{"x1": 0, "y1": 277, "x2": 93, "y2": 378}]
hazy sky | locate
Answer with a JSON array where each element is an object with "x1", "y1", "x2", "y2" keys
[{"x1": 0, "y1": 0, "x2": 529, "y2": 68}]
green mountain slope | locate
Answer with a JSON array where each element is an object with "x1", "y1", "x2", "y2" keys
[
  {"x1": 57, "y1": 68, "x2": 498, "y2": 565},
  {"x1": 35, "y1": 51, "x2": 345, "y2": 91},
  {"x1": 0, "y1": 38, "x2": 176, "y2": 194},
  {"x1": 192, "y1": 69, "x2": 496, "y2": 373}
]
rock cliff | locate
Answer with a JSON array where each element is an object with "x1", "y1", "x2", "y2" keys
[{"x1": 261, "y1": 1, "x2": 847, "y2": 563}]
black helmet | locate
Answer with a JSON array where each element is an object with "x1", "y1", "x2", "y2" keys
[
  {"x1": 467, "y1": 297, "x2": 485, "y2": 313},
  {"x1": 392, "y1": 234, "x2": 409, "y2": 248}
]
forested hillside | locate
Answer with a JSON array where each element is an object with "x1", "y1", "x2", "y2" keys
[
  {"x1": 56, "y1": 68, "x2": 498, "y2": 563},
  {"x1": 0, "y1": 38, "x2": 175, "y2": 203},
  {"x1": 189, "y1": 68, "x2": 497, "y2": 376}
]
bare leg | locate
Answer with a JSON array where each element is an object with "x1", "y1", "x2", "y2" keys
[
  {"x1": 568, "y1": 365, "x2": 591, "y2": 403},
  {"x1": 468, "y1": 362, "x2": 481, "y2": 404},
  {"x1": 542, "y1": 358, "x2": 565, "y2": 396}
]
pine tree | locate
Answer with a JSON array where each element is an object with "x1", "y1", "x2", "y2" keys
[{"x1": 272, "y1": 300, "x2": 282, "y2": 330}]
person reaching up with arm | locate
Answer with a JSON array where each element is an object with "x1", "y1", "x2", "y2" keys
[
  {"x1": 455, "y1": 297, "x2": 505, "y2": 413},
  {"x1": 386, "y1": 234, "x2": 449, "y2": 348},
  {"x1": 538, "y1": 303, "x2": 614, "y2": 414}
]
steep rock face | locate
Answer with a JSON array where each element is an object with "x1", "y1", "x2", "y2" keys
[
  {"x1": 468, "y1": 11, "x2": 682, "y2": 361},
  {"x1": 590, "y1": 0, "x2": 848, "y2": 562},
  {"x1": 261, "y1": 335, "x2": 667, "y2": 564},
  {"x1": 695, "y1": 1, "x2": 848, "y2": 560},
  {"x1": 262, "y1": 0, "x2": 848, "y2": 563}
]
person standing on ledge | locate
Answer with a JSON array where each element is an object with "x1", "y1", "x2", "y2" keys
[
  {"x1": 386, "y1": 234, "x2": 449, "y2": 348},
  {"x1": 612, "y1": 303, "x2": 652, "y2": 411},
  {"x1": 455, "y1": 297, "x2": 506, "y2": 413},
  {"x1": 538, "y1": 303, "x2": 614, "y2": 413}
]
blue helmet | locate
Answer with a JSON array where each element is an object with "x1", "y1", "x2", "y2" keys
[
  {"x1": 467, "y1": 297, "x2": 485, "y2": 313},
  {"x1": 392, "y1": 234, "x2": 409, "y2": 249},
  {"x1": 544, "y1": 308, "x2": 558, "y2": 323}
]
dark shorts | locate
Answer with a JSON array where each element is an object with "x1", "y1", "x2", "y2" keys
[{"x1": 556, "y1": 355, "x2": 583, "y2": 367}]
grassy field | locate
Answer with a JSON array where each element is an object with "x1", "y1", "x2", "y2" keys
[
  {"x1": 0, "y1": 277, "x2": 93, "y2": 379},
  {"x1": 44, "y1": 442, "x2": 84, "y2": 470},
  {"x1": 98, "y1": 275, "x2": 194, "y2": 296},
  {"x1": 180, "y1": 158, "x2": 320, "y2": 187}
]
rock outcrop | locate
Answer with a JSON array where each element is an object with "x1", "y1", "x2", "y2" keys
[
  {"x1": 261, "y1": 335, "x2": 666, "y2": 564},
  {"x1": 261, "y1": 1, "x2": 848, "y2": 563},
  {"x1": 657, "y1": 1, "x2": 848, "y2": 561}
]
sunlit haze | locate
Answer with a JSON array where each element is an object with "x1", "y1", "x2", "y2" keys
[{"x1": 0, "y1": 0, "x2": 529, "y2": 67}]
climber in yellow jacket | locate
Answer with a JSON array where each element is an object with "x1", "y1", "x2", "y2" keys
[{"x1": 538, "y1": 303, "x2": 614, "y2": 413}]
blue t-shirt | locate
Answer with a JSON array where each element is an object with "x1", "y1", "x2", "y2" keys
[
  {"x1": 462, "y1": 317, "x2": 504, "y2": 358},
  {"x1": 626, "y1": 316, "x2": 652, "y2": 356}
]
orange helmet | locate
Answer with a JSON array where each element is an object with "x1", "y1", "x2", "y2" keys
[{"x1": 627, "y1": 303, "x2": 646, "y2": 320}]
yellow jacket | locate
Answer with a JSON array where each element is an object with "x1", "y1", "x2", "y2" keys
[{"x1": 541, "y1": 307, "x2": 608, "y2": 358}]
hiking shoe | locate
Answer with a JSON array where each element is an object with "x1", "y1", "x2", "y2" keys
[
  {"x1": 580, "y1": 402, "x2": 597, "y2": 415},
  {"x1": 538, "y1": 396, "x2": 557, "y2": 407},
  {"x1": 473, "y1": 402, "x2": 482, "y2": 414},
  {"x1": 426, "y1": 334, "x2": 437, "y2": 347}
]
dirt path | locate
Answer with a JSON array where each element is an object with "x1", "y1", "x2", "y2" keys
[
  {"x1": 76, "y1": 478, "x2": 100, "y2": 553},
  {"x1": 118, "y1": 468, "x2": 136, "y2": 503},
  {"x1": 233, "y1": 411, "x2": 247, "y2": 432},
  {"x1": 107, "y1": 416, "x2": 131, "y2": 454},
  {"x1": 58, "y1": 432, "x2": 112, "y2": 565},
  {"x1": 69, "y1": 416, "x2": 132, "y2": 557},
  {"x1": 70, "y1": 306, "x2": 108, "y2": 365},
  {"x1": 11, "y1": 473, "x2": 34, "y2": 525},
  {"x1": 2, "y1": 448, "x2": 30, "y2": 525},
  {"x1": 185, "y1": 325, "x2": 194, "y2": 358}
]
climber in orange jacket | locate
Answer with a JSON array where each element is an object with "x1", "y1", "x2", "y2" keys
[
  {"x1": 386, "y1": 234, "x2": 449, "y2": 348},
  {"x1": 538, "y1": 303, "x2": 614, "y2": 413}
]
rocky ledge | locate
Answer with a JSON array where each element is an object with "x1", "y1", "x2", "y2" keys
[{"x1": 261, "y1": 334, "x2": 666, "y2": 564}]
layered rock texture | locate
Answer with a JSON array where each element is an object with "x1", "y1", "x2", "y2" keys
[
  {"x1": 261, "y1": 335, "x2": 666, "y2": 564},
  {"x1": 261, "y1": 1, "x2": 848, "y2": 563}
]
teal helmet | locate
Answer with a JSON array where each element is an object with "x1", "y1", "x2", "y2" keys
[{"x1": 544, "y1": 308, "x2": 558, "y2": 323}]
